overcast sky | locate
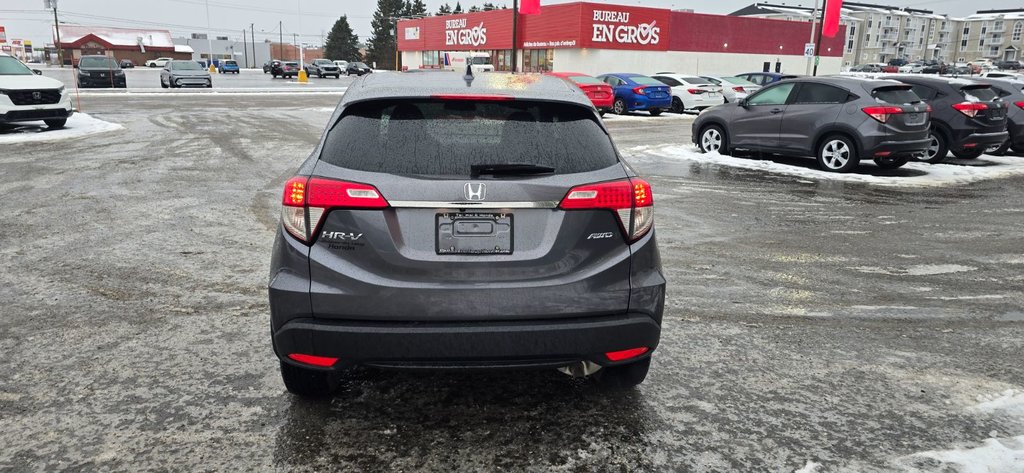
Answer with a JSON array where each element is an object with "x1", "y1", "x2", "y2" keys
[{"x1": 0, "y1": 0, "x2": 1014, "y2": 47}]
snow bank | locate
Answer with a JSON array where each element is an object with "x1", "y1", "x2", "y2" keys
[
  {"x1": 793, "y1": 460, "x2": 821, "y2": 472},
  {"x1": 0, "y1": 113, "x2": 122, "y2": 145},
  {"x1": 899, "y1": 436, "x2": 1024, "y2": 473},
  {"x1": 627, "y1": 144, "x2": 1024, "y2": 188},
  {"x1": 974, "y1": 389, "x2": 1024, "y2": 418}
]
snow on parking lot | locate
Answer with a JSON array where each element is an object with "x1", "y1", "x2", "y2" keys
[
  {"x1": 0, "y1": 113, "x2": 122, "y2": 145},
  {"x1": 897, "y1": 436, "x2": 1024, "y2": 472},
  {"x1": 627, "y1": 144, "x2": 1024, "y2": 187}
]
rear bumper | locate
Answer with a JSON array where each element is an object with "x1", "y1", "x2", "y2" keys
[
  {"x1": 628, "y1": 94, "x2": 672, "y2": 111},
  {"x1": 273, "y1": 313, "x2": 661, "y2": 370},
  {"x1": 863, "y1": 136, "x2": 932, "y2": 157},
  {"x1": 950, "y1": 130, "x2": 1009, "y2": 149}
]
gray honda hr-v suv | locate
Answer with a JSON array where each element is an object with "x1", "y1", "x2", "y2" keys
[{"x1": 268, "y1": 72, "x2": 666, "y2": 396}]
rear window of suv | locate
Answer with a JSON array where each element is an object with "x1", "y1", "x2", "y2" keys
[
  {"x1": 960, "y1": 86, "x2": 999, "y2": 102},
  {"x1": 320, "y1": 100, "x2": 618, "y2": 177},
  {"x1": 871, "y1": 86, "x2": 922, "y2": 105}
]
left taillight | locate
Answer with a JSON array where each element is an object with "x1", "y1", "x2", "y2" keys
[
  {"x1": 861, "y1": 106, "x2": 905, "y2": 124},
  {"x1": 281, "y1": 176, "x2": 389, "y2": 244},
  {"x1": 559, "y1": 178, "x2": 654, "y2": 243}
]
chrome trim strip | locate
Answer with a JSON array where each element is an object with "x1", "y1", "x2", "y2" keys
[{"x1": 388, "y1": 201, "x2": 559, "y2": 209}]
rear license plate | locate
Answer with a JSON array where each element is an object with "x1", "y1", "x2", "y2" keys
[
  {"x1": 706, "y1": 92, "x2": 718, "y2": 98},
  {"x1": 437, "y1": 213, "x2": 513, "y2": 255},
  {"x1": 905, "y1": 113, "x2": 926, "y2": 125}
]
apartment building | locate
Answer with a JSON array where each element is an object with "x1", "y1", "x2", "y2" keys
[
  {"x1": 954, "y1": 9, "x2": 1024, "y2": 63},
  {"x1": 732, "y1": 2, "x2": 958, "y2": 66}
]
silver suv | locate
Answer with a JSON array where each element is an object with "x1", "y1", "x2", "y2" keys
[{"x1": 268, "y1": 72, "x2": 666, "y2": 396}]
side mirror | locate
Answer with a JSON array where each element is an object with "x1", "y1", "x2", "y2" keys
[
  {"x1": 738, "y1": 98, "x2": 749, "y2": 108},
  {"x1": 32, "y1": 69, "x2": 42, "y2": 75}
]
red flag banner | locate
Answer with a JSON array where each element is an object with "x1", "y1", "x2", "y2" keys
[
  {"x1": 822, "y1": 0, "x2": 843, "y2": 38},
  {"x1": 520, "y1": 0, "x2": 541, "y2": 15}
]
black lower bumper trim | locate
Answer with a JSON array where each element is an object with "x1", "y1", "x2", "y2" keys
[{"x1": 274, "y1": 313, "x2": 661, "y2": 370}]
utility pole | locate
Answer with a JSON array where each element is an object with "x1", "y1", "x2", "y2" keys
[
  {"x1": 204, "y1": 0, "x2": 215, "y2": 71},
  {"x1": 251, "y1": 23, "x2": 256, "y2": 65},
  {"x1": 242, "y1": 29, "x2": 249, "y2": 67},
  {"x1": 812, "y1": 0, "x2": 827, "y2": 76},
  {"x1": 279, "y1": 21, "x2": 283, "y2": 60},
  {"x1": 49, "y1": 0, "x2": 64, "y2": 67},
  {"x1": 511, "y1": 0, "x2": 518, "y2": 72}
]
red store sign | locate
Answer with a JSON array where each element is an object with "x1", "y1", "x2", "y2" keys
[{"x1": 582, "y1": 4, "x2": 669, "y2": 50}]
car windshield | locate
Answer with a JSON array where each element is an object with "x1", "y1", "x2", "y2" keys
[
  {"x1": 628, "y1": 75, "x2": 665, "y2": 86},
  {"x1": 961, "y1": 86, "x2": 999, "y2": 102},
  {"x1": 171, "y1": 61, "x2": 203, "y2": 70},
  {"x1": 680, "y1": 76, "x2": 712, "y2": 85},
  {"x1": 285, "y1": 62, "x2": 299, "y2": 66},
  {"x1": 353, "y1": 62, "x2": 368, "y2": 68},
  {"x1": 0, "y1": 56, "x2": 33, "y2": 75},
  {"x1": 871, "y1": 86, "x2": 922, "y2": 105},
  {"x1": 569, "y1": 75, "x2": 604, "y2": 85},
  {"x1": 80, "y1": 57, "x2": 120, "y2": 69},
  {"x1": 723, "y1": 77, "x2": 758, "y2": 86},
  {"x1": 224, "y1": 60, "x2": 237, "y2": 65},
  {"x1": 321, "y1": 99, "x2": 618, "y2": 177},
  {"x1": 471, "y1": 57, "x2": 492, "y2": 65}
]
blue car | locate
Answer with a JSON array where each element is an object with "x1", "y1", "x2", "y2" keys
[
  {"x1": 597, "y1": 73, "x2": 673, "y2": 116},
  {"x1": 734, "y1": 72, "x2": 800, "y2": 86},
  {"x1": 217, "y1": 59, "x2": 240, "y2": 74}
]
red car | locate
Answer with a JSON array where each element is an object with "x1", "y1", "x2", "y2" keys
[{"x1": 547, "y1": 72, "x2": 614, "y2": 114}]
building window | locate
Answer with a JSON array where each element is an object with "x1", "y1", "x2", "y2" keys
[
  {"x1": 867, "y1": 20, "x2": 872, "y2": 28},
  {"x1": 963, "y1": 26, "x2": 970, "y2": 36},
  {"x1": 1014, "y1": 22, "x2": 1023, "y2": 42},
  {"x1": 421, "y1": 51, "x2": 441, "y2": 68},
  {"x1": 522, "y1": 49, "x2": 553, "y2": 73},
  {"x1": 488, "y1": 49, "x2": 513, "y2": 72},
  {"x1": 961, "y1": 39, "x2": 968, "y2": 49}
]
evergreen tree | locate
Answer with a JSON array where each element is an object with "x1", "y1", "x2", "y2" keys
[
  {"x1": 469, "y1": 6, "x2": 480, "y2": 12},
  {"x1": 324, "y1": 15, "x2": 361, "y2": 62},
  {"x1": 411, "y1": 0, "x2": 428, "y2": 16},
  {"x1": 437, "y1": 3, "x2": 452, "y2": 15},
  {"x1": 482, "y1": 2, "x2": 497, "y2": 11},
  {"x1": 366, "y1": 0, "x2": 405, "y2": 70},
  {"x1": 453, "y1": 2, "x2": 463, "y2": 14}
]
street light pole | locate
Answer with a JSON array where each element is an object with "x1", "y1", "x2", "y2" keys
[
  {"x1": 50, "y1": 0, "x2": 64, "y2": 67},
  {"x1": 511, "y1": 0, "x2": 518, "y2": 72}
]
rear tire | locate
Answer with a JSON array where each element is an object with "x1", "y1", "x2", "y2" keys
[
  {"x1": 613, "y1": 98, "x2": 627, "y2": 115},
  {"x1": 952, "y1": 147, "x2": 984, "y2": 160},
  {"x1": 160, "y1": 78, "x2": 168, "y2": 88},
  {"x1": 874, "y1": 156, "x2": 910, "y2": 169},
  {"x1": 917, "y1": 131, "x2": 948, "y2": 164},
  {"x1": 595, "y1": 357, "x2": 651, "y2": 389},
  {"x1": 280, "y1": 362, "x2": 335, "y2": 397},
  {"x1": 817, "y1": 134, "x2": 860, "y2": 173},
  {"x1": 649, "y1": 108, "x2": 663, "y2": 116},
  {"x1": 44, "y1": 118, "x2": 67, "y2": 129},
  {"x1": 698, "y1": 124, "x2": 729, "y2": 155},
  {"x1": 670, "y1": 97, "x2": 685, "y2": 114}
]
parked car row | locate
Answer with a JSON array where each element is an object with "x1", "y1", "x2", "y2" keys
[
  {"x1": 691, "y1": 74, "x2": 1022, "y2": 172},
  {"x1": 262, "y1": 59, "x2": 370, "y2": 78}
]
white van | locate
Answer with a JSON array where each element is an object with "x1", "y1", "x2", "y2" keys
[{"x1": 441, "y1": 52, "x2": 494, "y2": 73}]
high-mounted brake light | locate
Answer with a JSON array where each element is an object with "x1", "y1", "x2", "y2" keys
[
  {"x1": 281, "y1": 176, "x2": 389, "y2": 243},
  {"x1": 861, "y1": 106, "x2": 904, "y2": 123},
  {"x1": 288, "y1": 353, "x2": 339, "y2": 367},
  {"x1": 430, "y1": 93, "x2": 514, "y2": 101},
  {"x1": 560, "y1": 178, "x2": 654, "y2": 243},
  {"x1": 606, "y1": 347, "x2": 650, "y2": 362},
  {"x1": 952, "y1": 101, "x2": 988, "y2": 118},
  {"x1": 632, "y1": 86, "x2": 647, "y2": 95}
]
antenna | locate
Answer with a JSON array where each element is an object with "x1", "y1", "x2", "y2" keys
[{"x1": 464, "y1": 62, "x2": 474, "y2": 85}]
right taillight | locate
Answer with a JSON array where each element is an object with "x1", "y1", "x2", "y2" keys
[
  {"x1": 632, "y1": 86, "x2": 647, "y2": 95},
  {"x1": 733, "y1": 86, "x2": 745, "y2": 92},
  {"x1": 1015, "y1": 101, "x2": 1024, "y2": 110},
  {"x1": 559, "y1": 178, "x2": 654, "y2": 243},
  {"x1": 281, "y1": 176, "x2": 389, "y2": 244},
  {"x1": 861, "y1": 106, "x2": 904, "y2": 123},
  {"x1": 952, "y1": 101, "x2": 988, "y2": 118}
]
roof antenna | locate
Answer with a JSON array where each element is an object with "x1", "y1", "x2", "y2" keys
[{"x1": 464, "y1": 62, "x2": 474, "y2": 86}]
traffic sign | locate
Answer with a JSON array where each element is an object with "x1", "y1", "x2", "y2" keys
[{"x1": 804, "y1": 43, "x2": 815, "y2": 58}]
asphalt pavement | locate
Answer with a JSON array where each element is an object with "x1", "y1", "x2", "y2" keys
[{"x1": 1, "y1": 89, "x2": 1023, "y2": 472}]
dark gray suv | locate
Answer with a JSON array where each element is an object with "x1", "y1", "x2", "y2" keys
[
  {"x1": 269, "y1": 72, "x2": 665, "y2": 396},
  {"x1": 693, "y1": 77, "x2": 931, "y2": 172}
]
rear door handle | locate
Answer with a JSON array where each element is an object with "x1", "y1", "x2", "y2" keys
[{"x1": 770, "y1": 108, "x2": 784, "y2": 115}]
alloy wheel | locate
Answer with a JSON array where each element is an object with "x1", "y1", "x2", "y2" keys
[
  {"x1": 701, "y1": 128, "x2": 722, "y2": 153},
  {"x1": 821, "y1": 139, "x2": 851, "y2": 170}
]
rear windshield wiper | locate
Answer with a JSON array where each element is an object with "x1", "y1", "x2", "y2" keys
[{"x1": 471, "y1": 163, "x2": 556, "y2": 178}]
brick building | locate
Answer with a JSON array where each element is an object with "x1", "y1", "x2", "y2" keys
[{"x1": 55, "y1": 25, "x2": 191, "y2": 66}]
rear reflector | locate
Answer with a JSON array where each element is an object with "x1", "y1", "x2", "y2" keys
[
  {"x1": 861, "y1": 106, "x2": 904, "y2": 123},
  {"x1": 288, "y1": 353, "x2": 339, "y2": 367},
  {"x1": 606, "y1": 347, "x2": 649, "y2": 362},
  {"x1": 281, "y1": 176, "x2": 389, "y2": 243},
  {"x1": 560, "y1": 178, "x2": 654, "y2": 243},
  {"x1": 952, "y1": 102, "x2": 988, "y2": 118},
  {"x1": 874, "y1": 151, "x2": 892, "y2": 157},
  {"x1": 430, "y1": 94, "x2": 514, "y2": 101}
]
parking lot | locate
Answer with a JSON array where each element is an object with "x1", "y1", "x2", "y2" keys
[{"x1": 2, "y1": 87, "x2": 1024, "y2": 471}]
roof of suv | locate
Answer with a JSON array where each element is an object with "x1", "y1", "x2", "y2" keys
[
  {"x1": 884, "y1": 74, "x2": 987, "y2": 88},
  {"x1": 341, "y1": 72, "x2": 591, "y2": 108}
]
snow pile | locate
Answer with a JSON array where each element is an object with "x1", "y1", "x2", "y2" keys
[
  {"x1": 899, "y1": 436, "x2": 1024, "y2": 473},
  {"x1": 0, "y1": 113, "x2": 122, "y2": 145},
  {"x1": 973, "y1": 389, "x2": 1024, "y2": 417},
  {"x1": 627, "y1": 144, "x2": 1024, "y2": 188},
  {"x1": 793, "y1": 460, "x2": 821, "y2": 472}
]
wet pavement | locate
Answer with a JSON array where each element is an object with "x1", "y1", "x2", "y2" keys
[{"x1": 1, "y1": 94, "x2": 1023, "y2": 472}]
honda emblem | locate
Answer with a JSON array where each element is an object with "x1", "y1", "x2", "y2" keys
[
  {"x1": 32, "y1": 92, "x2": 42, "y2": 100},
  {"x1": 464, "y1": 183, "x2": 486, "y2": 201}
]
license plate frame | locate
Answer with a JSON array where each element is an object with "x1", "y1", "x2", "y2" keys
[{"x1": 436, "y1": 212, "x2": 514, "y2": 255}]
